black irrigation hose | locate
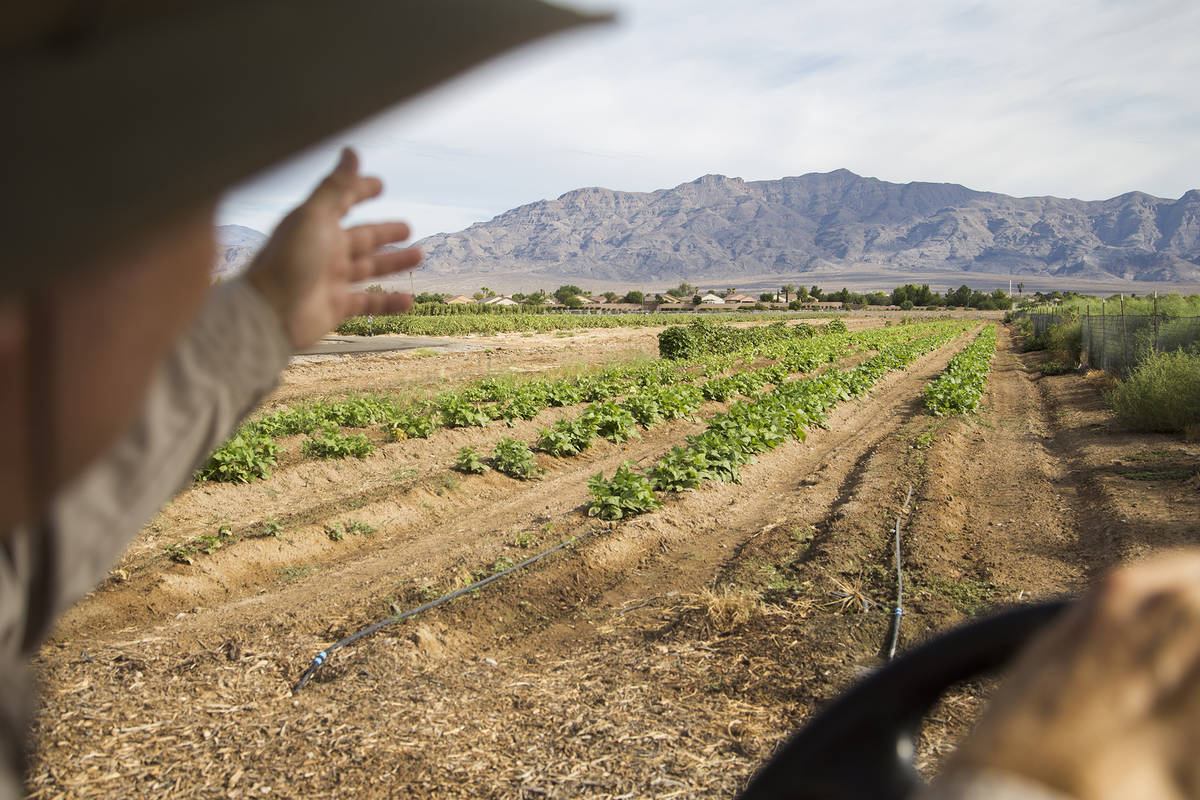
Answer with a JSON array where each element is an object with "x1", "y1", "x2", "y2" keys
[
  {"x1": 293, "y1": 526, "x2": 606, "y2": 693},
  {"x1": 885, "y1": 485, "x2": 914, "y2": 661}
]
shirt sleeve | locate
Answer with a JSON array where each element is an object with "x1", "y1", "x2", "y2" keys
[{"x1": 46, "y1": 278, "x2": 292, "y2": 620}]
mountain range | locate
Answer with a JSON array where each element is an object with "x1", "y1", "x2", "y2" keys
[{"x1": 217, "y1": 170, "x2": 1200, "y2": 289}]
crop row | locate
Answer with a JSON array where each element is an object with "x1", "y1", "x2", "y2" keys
[
  {"x1": 444, "y1": 322, "x2": 967, "y2": 492},
  {"x1": 586, "y1": 327, "x2": 966, "y2": 519},
  {"x1": 196, "y1": 320, "x2": 961, "y2": 484},
  {"x1": 922, "y1": 325, "x2": 997, "y2": 416},
  {"x1": 335, "y1": 310, "x2": 806, "y2": 337}
]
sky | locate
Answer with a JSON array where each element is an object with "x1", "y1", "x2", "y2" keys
[{"x1": 218, "y1": 0, "x2": 1200, "y2": 241}]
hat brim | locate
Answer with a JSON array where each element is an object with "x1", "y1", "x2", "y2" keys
[{"x1": 2, "y1": 0, "x2": 609, "y2": 289}]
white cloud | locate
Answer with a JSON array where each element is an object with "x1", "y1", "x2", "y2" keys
[{"x1": 220, "y1": 0, "x2": 1200, "y2": 236}]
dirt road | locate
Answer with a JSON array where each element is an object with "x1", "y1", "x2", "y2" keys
[{"x1": 28, "y1": 324, "x2": 1199, "y2": 798}]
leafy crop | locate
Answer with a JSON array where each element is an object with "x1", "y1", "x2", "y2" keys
[
  {"x1": 453, "y1": 446, "x2": 490, "y2": 474},
  {"x1": 536, "y1": 417, "x2": 597, "y2": 456},
  {"x1": 301, "y1": 423, "x2": 375, "y2": 459},
  {"x1": 439, "y1": 394, "x2": 491, "y2": 428},
  {"x1": 587, "y1": 463, "x2": 661, "y2": 520},
  {"x1": 923, "y1": 326, "x2": 996, "y2": 416},
  {"x1": 384, "y1": 410, "x2": 436, "y2": 440},
  {"x1": 581, "y1": 401, "x2": 639, "y2": 443},
  {"x1": 197, "y1": 429, "x2": 279, "y2": 483},
  {"x1": 492, "y1": 438, "x2": 543, "y2": 480}
]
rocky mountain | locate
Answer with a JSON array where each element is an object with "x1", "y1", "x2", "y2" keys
[
  {"x1": 413, "y1": 170, "x2": 1200, "y2": 286},
  {"x1": 214, "y1": 224, "x2": 267, "y2": 278}
]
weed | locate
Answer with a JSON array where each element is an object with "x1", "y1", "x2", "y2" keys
[
  {"x1": 1107, "y1": 349, "x2": 1200, "y2": 433},
  {"x1": 512, "y1": 531, "x2": 534, "y2": 548},
  {"x1": 278, "y1": 565, "x2": 316, "y2": 582},
  {"x1": 917, "y1": 575, "x2": 1001, "y2": 615},
  {"x1": 262, "y1": 518, "x2": 284, "y2": 539}
]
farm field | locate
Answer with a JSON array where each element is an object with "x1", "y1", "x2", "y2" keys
[{"x1": 28, "y1": 318, "x2": 1200, "y2": 799}]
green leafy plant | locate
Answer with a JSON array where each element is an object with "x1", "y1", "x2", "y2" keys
[
  {"x1": 384, "y1": 410, "x2": 435, "y2": 440},
  {"x1": 1107, "y1": 349, "x2": 1200, "y2": 433},
  {"x1": 587, "y1": 462, "x2": 661, "y2": 520},
  {"x1": 923, "y1": 327, "x2": 997, "y2": 416},
  {"x1": 196, "y1": 429, "x2": 279, "y2": 483},
  {"x1": 439, "y1": 394, "x2": 491, "y2": 428},
  {"x1": 581, "y1": 401, "x2": 639, "y2": 443},
  {"x1": 302, "y1": 423, "x2": 375, "y2": 459},
  {"x1": 492, "y1": 437, "x2": 543, "y2": 480},
  {"x1": 453, "y1": 446, "x2": 490, "y2": 474},
  {"x1": 536, "y1": 417, "x2": 596, "y2": 456}
]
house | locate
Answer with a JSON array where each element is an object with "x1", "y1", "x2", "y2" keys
[
  {"x1": 726, "y1": 293, "x2": 758, "y2": 304},
  {"x1": 588, "y1": 295, "x2": 608, "y2": 304},
  {"x1": 699, "y1": 293, "x2": 726, "y2": 304},
  {"x1": 482, "y1": 295, "x2": 519, "y2": 307},
  {"x1": 445, "y1": 295, "x2": 476, "y2": 305}
]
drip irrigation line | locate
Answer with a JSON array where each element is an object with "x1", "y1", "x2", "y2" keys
[
  {"x1": 885, "y1": 485, "x2": 914, "y2": 661},
  {"x1": 293, "y1": 526, "x2": 606, "y2": 693}
]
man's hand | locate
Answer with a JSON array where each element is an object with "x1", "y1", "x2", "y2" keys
[
  {"x1": 246, "y1": 148, "x2": 422, "y2": 350},
  {"x1": 941, "y1": 551, "x2": 1200, "y2": 799}
]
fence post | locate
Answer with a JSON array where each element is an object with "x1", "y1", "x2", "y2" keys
[
  {"x1": 1100, "y1": 299, "x2": 1106, "y2": 371},
  {"x1": 1153, "y1": 291, "x2": 1160, "y2": 352},
  {"x1": 1085, "y1": 303, "x2": 1091, "y2": 367},
  {"x1": 1120, "y1": 294, "x2": 1129, "y2": 374}
]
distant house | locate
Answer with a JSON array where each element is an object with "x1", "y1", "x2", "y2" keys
[
  {"x1": 482, "y1": 295, "x2": 519, "y2": 306},
  {"x1": 574, "y1": 295, "x2": 598, "y2": 305},
  {"x1": 445, "y1": 295, "x2": 476, "y2": 305},
  {"x1": 699, "y1": 293, "x2": 726, "y2": 305},
  {"x1": 726, "y1": 293, "x2": 757, "y2": 304},
  {"x1": 588, "y1": 295, "x2": 608, "y2": 304},
  {"x1": 653, "y1": 302, "x2": 692, "y2": 312}
]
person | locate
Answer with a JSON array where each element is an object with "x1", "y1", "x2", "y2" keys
[{"x1": 2, "y1": 3, "x2": 1199, "y2": 799}]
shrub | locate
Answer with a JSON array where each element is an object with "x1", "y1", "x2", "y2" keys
[
  {"x1": 1107, "y1": 349, "x2": 1200, "y2": 433},
  {"x1": 658, "y1": 325, "x2": 698, "y2": 360}
]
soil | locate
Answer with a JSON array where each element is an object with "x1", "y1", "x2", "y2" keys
[{"x1": 26, "y1": 321, "x2": 1200, "y2": 799}]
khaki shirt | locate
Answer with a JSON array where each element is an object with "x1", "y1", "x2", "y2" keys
[{"x1": 0, "y1": 280, "x2": 291, "y2": 798}]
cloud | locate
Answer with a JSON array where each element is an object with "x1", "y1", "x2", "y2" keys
[{"x1": 220, "y1": 0, "x2": 1200, "y2": 236}]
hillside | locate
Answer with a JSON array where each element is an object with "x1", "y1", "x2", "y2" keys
[{"x1": 413, "y1": 170, "x2": 1200, "y2": 285}]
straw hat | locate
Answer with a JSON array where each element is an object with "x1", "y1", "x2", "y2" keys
[{"x1": 1, "y1": 0, "x2": 607, "y2": 289}]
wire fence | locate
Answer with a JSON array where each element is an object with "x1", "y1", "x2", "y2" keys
[{"x1": 1019, "y1": 302, "x2": 1200, "y2": 375}]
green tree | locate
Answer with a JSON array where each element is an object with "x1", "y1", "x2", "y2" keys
[
  {"x1": 795, "y1": 286, "x2": 810, "y2": 303},
  {"x1": 622, "y1": 290, "x2": 645, "y2": 305},
  {"x1": 666, "y1": 281, "x2": 697, "y2": 299},
  {"x1": 522, "y1": 290, "x2": 547, "y2": 307},
  {"x1": 781, "y1": 283, "x2": 796, "y2": 303},
  {"x1": 413, "y1": 292, "x2": 446, "y2": 304},
  {"x1": 554, "y1": 285, "x2": 585, "y2": 305},
  {"x1": 810, "y1": 285, "x2": 823, "y2": 300},
  {"x1": 603, "y1": 291, "x2": 620, "y2": 303},
  {"x1": 759, "y1": 292, "x2": 776, "y2": 302}
]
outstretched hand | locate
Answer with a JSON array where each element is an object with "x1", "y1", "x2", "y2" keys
[{"x1": 246, "y1": 148, "x2": 422, "y2": 350}]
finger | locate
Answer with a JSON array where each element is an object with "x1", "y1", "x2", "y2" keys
[
  {"x1": 309, "y1": 148, "x2": 384, "y2": 216},
  {"x1": 349, "y1": 247, "x2": 423, "y2": 283},
  {"x1": 346, "y1": 222, "x2": 412, "y2": 258}
]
